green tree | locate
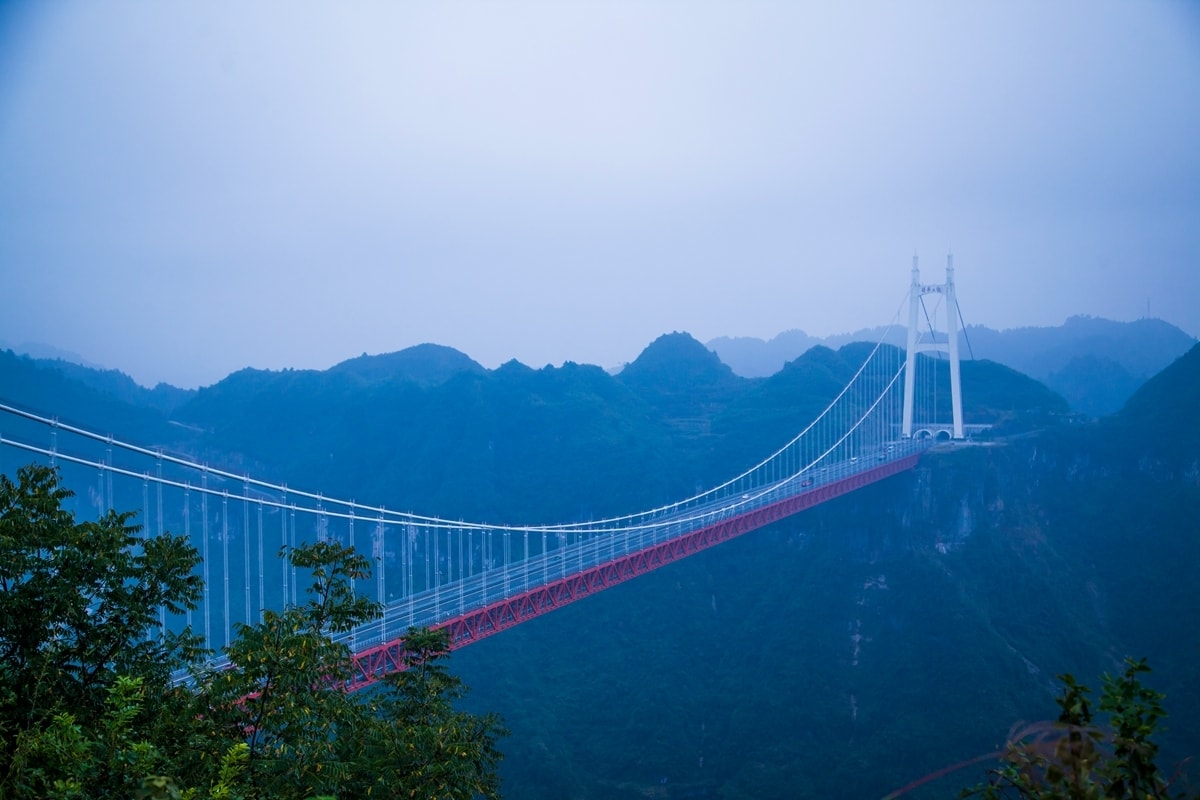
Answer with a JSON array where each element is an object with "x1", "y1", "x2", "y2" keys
[
  {"x1": 350, "y1": 627, "x2": 507, "y2": 800},
  {"x1": 962, "y1": 659, "x2": 1189, "y2": 800},
  {"x1": 0, "y1": 464, "x2": 505, "y2": 799},
  {"x1": 0, "y1": 464, "x2": 203, "y2": 798},
  {"x1": 190, "y1": 544, "x2": 506, "y2": 800},
  {"x1": 5, "y1": 674, "x2": 249, "y2": 800},
  {"x1": 885, "y1": 660, "x2": 1193, "y2": 800},
  {"x1": 189, "y1": 540, "x2": 382, "y2": 798}
]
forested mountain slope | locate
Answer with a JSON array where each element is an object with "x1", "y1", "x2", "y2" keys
[
  {"x1": 2, "y1": 338, "x2": 1194, "y2": 798},
  {"x1": 446, "y1": 346, "x2": 1197, "y2": 799}
]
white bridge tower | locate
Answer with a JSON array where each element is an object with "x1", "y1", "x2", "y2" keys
[{"x1": 901, "y1": 254, "x2": 964, "y2": 439}]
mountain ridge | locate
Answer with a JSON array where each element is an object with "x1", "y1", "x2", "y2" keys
[
  {"x1": 709, "y1": 316, "x2": 1196, "y2": 417},
  {"x1": 8, "y1": 314, "x2": 1190, "y2": 421}
]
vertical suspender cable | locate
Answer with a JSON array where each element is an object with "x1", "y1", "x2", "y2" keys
[
  {"x1": 281, "y1": 490, "x2": 289, "y2": 609},
  {"x1": 257, "y1": 500, "x2": 265, "y2": 621},
  {"x1": 201, "y1": 471, "x2": 211, "y2": 649},
  {"x1": 375, "y1": 514, "x2": 384, "y2": 612},
  {"x1": 105, "y1": 439, "x2": 113, "y2": 512},
  {"x1": 458, "y1": 527, "x2": 465, "y2": 613},
  {"x1": 425, "y1": 526, "x2": 432, "y2": 594},
  {"x1": 348, "y1": 504, "x2": 356, "y2": 597},
  {"x1": 289, "y1": 503, "x2": 297, "y2": 606},
  {"x1": 97, "y1": 461, "x2": 104, "y2": 517},
  {"x1": 155, "y1": 453, "x2": 163, "y2": 538},
  {"x1": 221, "y1": 491, "x2": 230, "y2": 649},
  {"x1": 156, "y1": 454, "x2": 165, "y2": 633},
  {"x1": 434, "y1": 525, "x2": 441, "y2": 621},
  {"x1": 243, "y1": 483, "x2": 251, "y2": 627},
  {"x1": 183, "y1": 484, "x2": 192, "y2": 632},
  {"x1": 503, "y1": 530, "x2": 510, "y2": 596},
  {"x1": 317, "y1": 495, "x2": 325, "y2": 543},
  {"x1": 142, "y1": 475, "x2": 149, "y2": 541},
  {"x1": 375, "y1": 512, "x2": 388, "y2": 638},
  {"x1": 403, "y1": 521, "x2": 410, "y2": 602},
  {"x1": 141, "y1": 474, "x2": 150, "y2": 638}
]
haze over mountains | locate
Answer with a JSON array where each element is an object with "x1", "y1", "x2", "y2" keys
[
  {"x1": 3, "y1": 315, "x2": 1194, "y2": 422},
  {"x1": 1, "y1": 320, "x2": 1198, "y2": 798},
  {"x1": 709, "y1": 315, "x2": 1196, "y2": 417},
  {"x1": 0, "y1": 331, "x2": 1061, "y2": 526}
]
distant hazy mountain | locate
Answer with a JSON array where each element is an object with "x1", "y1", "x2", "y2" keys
[
  {"x1": 327, "y1": 343, "x2": 485, "y2": 387},
  {"x1": 0, "y1": 339, "x2": 105, "y2": 369},
  {"x1": 968, "y1": 312, "x2": 1190, "y2": 372},
  {"x1": 709, "y1": 316, "x2": 1196, "y2": 417},
  {"x1": 707, "y1": 326, "x2": 904, "y2": 378},
  {"x1": 1108, "y1": 342, "x2": 1200, "y2": 462},
  {"x1": 617, "y1": 332, "x2": 747, "y2": 430},
  {"x1": 1044, "y1": 355, "x2": 1142, "y2": 418},
  {"x1": 0, "y1": 349, "x2": 191, "y2": 452},
  {"x1": 0, "y1": 347, "x2": 194, "y2": 417}
]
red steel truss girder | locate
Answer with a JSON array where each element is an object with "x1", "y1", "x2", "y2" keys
[{"x1": 346, "y1": 454, "x2": 919, "y2": 691}]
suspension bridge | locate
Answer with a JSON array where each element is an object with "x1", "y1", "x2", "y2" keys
[{"x1": 0, "y1": 258, "x2": 970, "y2": 690}]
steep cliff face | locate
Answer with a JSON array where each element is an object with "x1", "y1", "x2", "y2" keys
[
  {"x1": 799, "y1": 443, "x2": 1047, "y2": 563},
  {"x1": 453, "y1": 431, "x2": 1198, "y2": 800}
]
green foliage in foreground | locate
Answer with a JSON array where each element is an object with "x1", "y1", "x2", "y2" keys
[
  {"x1": 887, "y1": 659, "x2": 1193, "y2": 799},
  {"x1": 963, "y1": 659, "x2": 1188, "y2": 800},
  {"x1": 0, "y1": 464, "x2": 505, "y2": 800}
]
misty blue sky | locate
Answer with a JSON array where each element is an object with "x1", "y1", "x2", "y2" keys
[{"x1": 1, "y1": 2, "x2": 1198, "y2": 389}]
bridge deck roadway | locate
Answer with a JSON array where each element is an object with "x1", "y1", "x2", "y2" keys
[{"x1": 347, "y1": 452, "x2": 921, "y2": 691}]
